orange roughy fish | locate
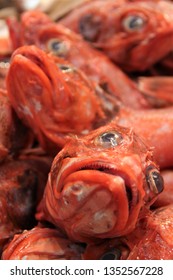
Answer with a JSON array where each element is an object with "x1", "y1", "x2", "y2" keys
[
  {"x1": 60, "y1": 0, "x2": 173, "y2": 72},
  {"x1": 36, "y1": 122, "x2": 163, "y2": 243}
]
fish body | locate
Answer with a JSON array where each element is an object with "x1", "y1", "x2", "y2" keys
[{"x1": 114, "y1": 106, "x2": 173, "y2": 168}]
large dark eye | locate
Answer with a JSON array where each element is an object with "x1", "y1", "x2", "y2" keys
[
  {"x1": 122, "y1": 15, "x2": 146, "y2": 32},
  {"x1": 146, "y1": 165, "x2": 164, "y2": 194},
  {"x1": 47, "y1": 39, "x2": 68, "y2": 57},
  {"x1": 79, "y1": 14, "x2": 101, "y2": 42},
  {"x1": 96, "y1": 131, "x2": 123, "y2": 148},
  {"x1": 100, "y1": 249, "x2": 121, "y2": 260}
]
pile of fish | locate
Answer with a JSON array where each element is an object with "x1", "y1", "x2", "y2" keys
[{"x1": 0, "y1": 0, "x2": 173, "y2": 260}]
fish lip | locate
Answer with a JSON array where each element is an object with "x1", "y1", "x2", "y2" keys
[{"x1": 54, "y1": 157, "x2": 139, "y2": 209}]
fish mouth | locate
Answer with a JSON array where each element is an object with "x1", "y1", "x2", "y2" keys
[
  {"x1": 52, "y1": 158, "x2": 140, "y2": 240},
  {"x1": 11, "y1": 45, "x2": 56, "y2": 85}
]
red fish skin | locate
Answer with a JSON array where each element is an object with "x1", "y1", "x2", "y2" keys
[
  {"x1": 113, "y1": 106, "x2": 173, "y2": 169},
  {"x1": 138, "y1": 76, "x2": 173, "y2": 107},
  {"x1": 2, "y1": 226, "x2": 84, "y2": 260},
  {"x1": 36, "y1": 122, "x2": 162, "y2": 243},
  {"x1": 7, "y1": 10, "x2": 149, "y2": 109},
  {"x1": 60, "y1": 0, "x2": 173, "y2": 72},
  {"x1": 127, "y1": 205, "x2": 173, "y2": 259},
  {"x1": 152, "y1": 169, "x2": 173, "y2": 208}
]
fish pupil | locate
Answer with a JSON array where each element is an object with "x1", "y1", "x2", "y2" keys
[
  {"x1": 129, "y1": 16, "x2": 143, "y2": 29},
  {"x1": 51, "y1": 40, "x2": 61, "y2": 51},
  {"x1": 146, "y1": 166, "x2": 164, "y2": 195},
  {"x1": 100, "y1": 132, "x2": 122, "y2": 146},
  {"x1": 123, "y1": 15, "x2": 145, "y2": 32},
  {"x1": 58, "y1": 64, "x2": 73, "y2": 73}
]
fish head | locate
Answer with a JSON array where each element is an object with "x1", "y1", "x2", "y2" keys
[
  {"x1": 6, "y1": 45, "x2": 102, "y2": 154},
  {"x1": 41, "y1": 122, "x2": 163, "y2": 242},
  {"x1": 2, "y1": 227, "x2": 84, "y2": 260},
  {"x1": 72, "y1": 1, "x2": 173, "y2": 71}
]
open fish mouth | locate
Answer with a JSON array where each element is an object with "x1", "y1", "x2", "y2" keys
[{"x1": 51, "y1": 158, "x2": 140, "y2": 240}]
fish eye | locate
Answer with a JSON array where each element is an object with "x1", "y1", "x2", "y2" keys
[
  {"x1": 146, "y1": 165, "x2": 164, "y2": 194},
  {"x1": 47, "y1": 38, "x2": 68, "y2": 56},
  {"x1": 122, "y1": 15, "x2": 146, "y2": 32},
  {"x1": 95, "y1": 131, "x2": 123, "y2": 148},
  {"x1": 100, "y1": 249, "x2": 121, "y2": 260},
  {"x1": 58, "y1": 64, "x2": 74, "y2": 73}
]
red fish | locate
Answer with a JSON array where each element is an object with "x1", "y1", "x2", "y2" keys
[
  {"x1": 61, "y1": 0, "x2": 173, "y2": 72},
  {"x1": 36, "y1": 122, "x2": 163, "y2": 243},
  {"x1": 7, "y1": 10, "x2": 149, "y2": 109},
  {"x1": 2, "y1": 226, "x2": 84, "y2": 260},
  {"x1": 6, "y1": 45, "x2": 121, "y2": 154}
]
